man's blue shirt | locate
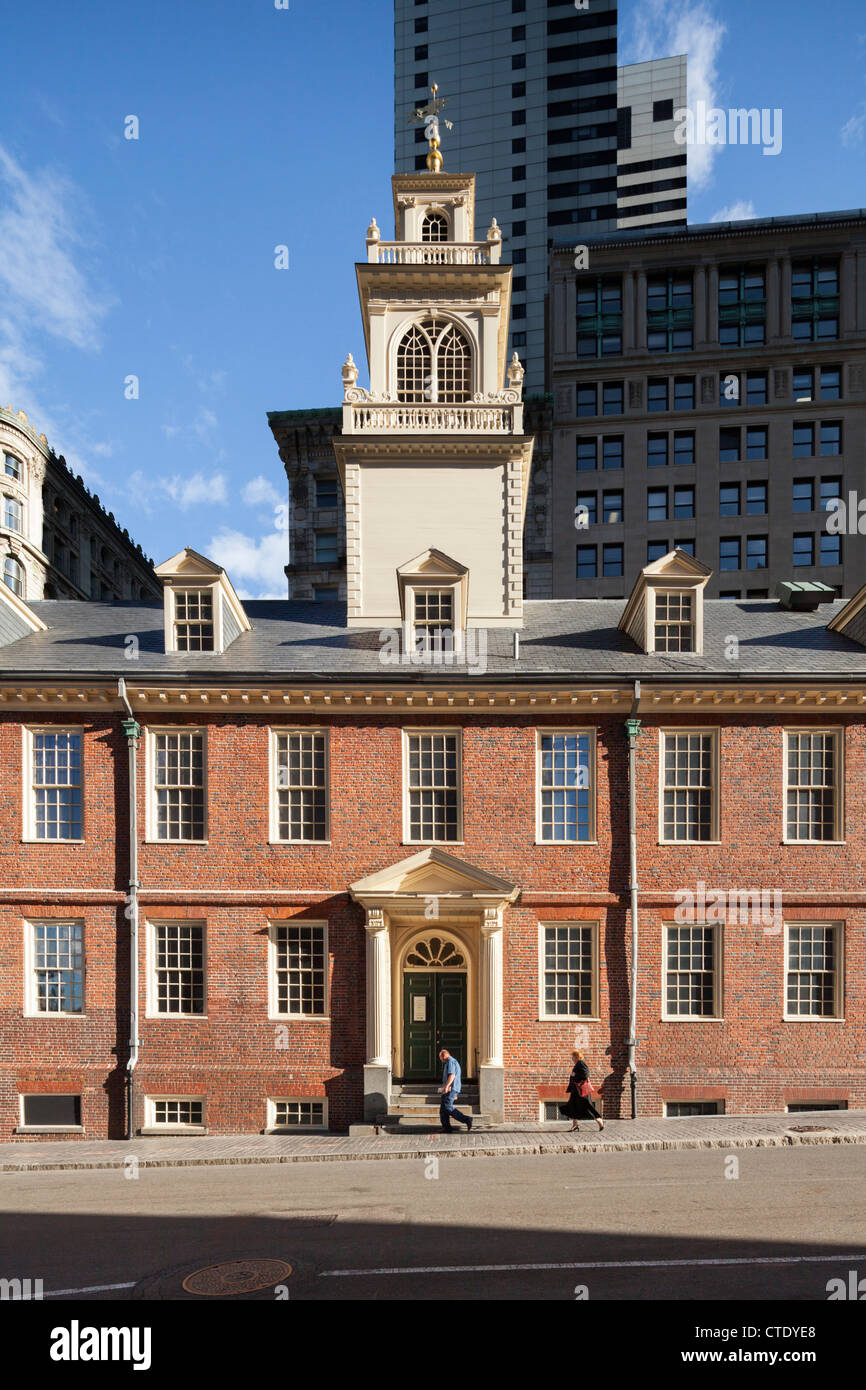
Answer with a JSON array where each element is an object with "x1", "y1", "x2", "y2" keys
[{"x1": 442, "y1": 1056, "x2": 461, "y2": 1095}]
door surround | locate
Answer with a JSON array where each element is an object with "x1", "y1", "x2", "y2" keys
[{"x1": 395, "y1": 923, "x2": 476, "y2": 1081}]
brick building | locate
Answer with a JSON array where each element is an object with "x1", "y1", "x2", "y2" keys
[{"x1": 1, "y1": 155, "x2": 864, "y2": 1141}]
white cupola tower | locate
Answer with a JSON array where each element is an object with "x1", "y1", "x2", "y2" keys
[{"x1": 333, "y1": 92, "x2": 533, "y2": 638}]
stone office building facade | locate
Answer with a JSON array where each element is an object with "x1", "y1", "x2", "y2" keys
[{"x1": 550, "y1": 211, "x2": 866, "y2": 599}]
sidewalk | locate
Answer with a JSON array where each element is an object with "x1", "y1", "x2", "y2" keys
[{"x1": 1, "y1": 1110, "x2": 864, "y2": 1172}]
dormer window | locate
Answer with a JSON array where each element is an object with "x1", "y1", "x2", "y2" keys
[
  {"x1": 174, "y1": 589, "x2": 215, "y2": 651},
  {"x1": 654, "y1": 591, "x2": 694, "y2": 652},
  {"x1": 156, "y1": 547, "x2": 251, "y2": 655},
  {"x1": 4, "y1": 453, "x2": 21, "y2": 480},
  {"x1": 414, "y1": 589, "x2": 455, "y2": 653},
  {"x1": 619, "y1": 550, "x2": 711, "y2": 655},
  {"x1": 396, "y1": 317, "x2": 472, "y2": 404},
  {"x1": 421, "y1": 211, "x2": 449, "y2": 242}
]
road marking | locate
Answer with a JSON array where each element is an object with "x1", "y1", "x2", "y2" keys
[
  {"x1": 44, "y1": 1281, "x2": 137, "y2": 1297},
  {"x1": 321, "y1": 1252, "x2": 866, "y2": 1278}
]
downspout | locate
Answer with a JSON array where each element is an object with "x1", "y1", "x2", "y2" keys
[
  {"x1": 625, "y1": 682, "x2": 642, "y2": 1120},
  {"x1": 118, "y1": 678, "x2": 141, "y2": 1141}
]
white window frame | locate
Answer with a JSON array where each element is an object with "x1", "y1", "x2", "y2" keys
[
  {"x1": 268, "y1": 728, "x2": 330, "y2": 844},
  {"x1": 146, "y1": 918, "x2": 207, "y2": 1019},
  {"x1": 402, "y1": 727, "x2": 463, "y2": 844},
  {"x1": 266, "y1": 1097, "x2": 329, "y2": 1132},
  {"x1": 4, "y1": 452, "x2": 22, "y2": 482},
  {"x1": 3, "y1": 492, "x2": 24, "y2": 534},
  {"x1": 144, "y1": 1095, "x2": 206, "y2": 1130},
  {"x1": 22, "y1": 726, "x2": 85, "y2": 843},
  {"x1": 146, "y1": 727, "x2": 208, "y2": 843},
  {"x1": 164, "y1": 583, "x2": 222, "y2": 654},
  {"x1": 23, "y1": 918, "x2": 86, "y2": 1018},
  {"x1": 404, "y1": 582, "x2": 464, "y2": 655},
  {"x1": 267, "y1": 919, "x2": 330, "y2": 1020},
  {"x1": 18, "y1": 1093, "x2": 83, "y2": 1132},
  {"x1": 782, "y1": 728, "x2": 844, "y2": 845},
  {"x1": 536, "y1": 729, "x2": 597, "y2": 844},
  {"x1": 662, "y1": 921, "x2": 724, "y2": 1021},
  {"x1": 783, "y1": 921, "x2": 844, "y2": 1022},
  {"x1": 652, "y1": 589, "x2": 696, "y2": 653},
  {"x1": 658, "y1": 728, "x2": 720, "y2": 844},
  {"x1": 538, "y1": 921, "x2": 600, "y2": 1021}
]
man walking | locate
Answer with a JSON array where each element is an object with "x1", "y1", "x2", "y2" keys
[{"x1": 438, "y1": 1047, "x2": 473, "y2": 1133}]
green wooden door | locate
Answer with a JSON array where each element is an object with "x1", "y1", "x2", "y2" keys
[{"x1": 402, "y1": 971, "x2": 467, "y2": 1080}]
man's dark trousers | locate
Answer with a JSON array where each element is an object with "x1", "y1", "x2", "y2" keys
[{"x1": 440, "y1": 1092, "x2": 472, "y2": 1131}]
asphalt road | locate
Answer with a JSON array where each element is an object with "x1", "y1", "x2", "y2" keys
[{"x1": 2, "y1": 1146, "x2": 865, "y2": 1301}]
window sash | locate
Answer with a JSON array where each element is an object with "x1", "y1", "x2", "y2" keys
[
  {"x1": 538, "y1": 733, "x2": 592, "y2": 842},
  {"x1": 542, "y1": 924, "x2": 595, "y2": 1016},
  {"x1": 274, "y1": 731, "x2": 328, "y2": 841},
  {"x1": 153, "y1": 732, "x2": 205, "y2": 841},
  {"x1": 406, "y1": 732, "x2": 460, "y2": 842},
  {"x1": 273, "y1": 923, "x2": 327, "y2": 1016},
  {"x1": 665, "y1": 925, "x2": 717, "y2": 1016},
  {"x1": 31, "y1": 731, "x2": 83, "y2": 840},
  {"x1": 154, "y1": 922, "x2": 205, "y2": 1015},
  {"x1": 785, "y1": 732, "x2": 838, "y2": 841},
  {"x1": 785, "y1": 925, "x2": 839, "y2": 1017},
  {"x1": 32, "y1": 921, "x2": 84, "y2": 1013},
  {"x1": 662, "y1": 733, "x2": 715, "y2": 841}
]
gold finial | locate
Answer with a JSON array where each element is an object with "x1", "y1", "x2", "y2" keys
[{"x1": 407, "y1": 83, "x2": 453, "y2": 174}]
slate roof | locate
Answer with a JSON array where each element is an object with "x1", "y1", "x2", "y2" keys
[{"x1": 0, "y1": 598, "x2": 864, "y2": 682}]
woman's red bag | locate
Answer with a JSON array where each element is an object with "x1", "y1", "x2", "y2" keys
[{"x1": 578, "y1": 1080, "x2": 595, "y2": 1098}]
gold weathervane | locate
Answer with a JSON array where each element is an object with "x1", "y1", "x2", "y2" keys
[{"x1": 408, "y1": 83, "x2": 453, "y2": 173}]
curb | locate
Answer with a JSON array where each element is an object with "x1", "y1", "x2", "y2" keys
[{"x1": 2, "y1": 1128, "x2": 865, "y2": 1172}]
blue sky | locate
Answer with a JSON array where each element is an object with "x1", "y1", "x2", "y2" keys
[{"x1": 0, "y1": 0, "x2": 863, "y2": 596}]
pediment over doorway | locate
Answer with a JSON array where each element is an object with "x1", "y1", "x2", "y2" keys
[{"x1": 349, "y1": 847, "x2": 519, "y2": 910}]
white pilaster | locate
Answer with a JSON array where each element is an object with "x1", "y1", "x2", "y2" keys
[
  {"x1": 479, "y1": 905, "x2": 505, "y2": 1123},
  {"x1": 362, "y1": 905, "x2": 392, "y2": 1123}
]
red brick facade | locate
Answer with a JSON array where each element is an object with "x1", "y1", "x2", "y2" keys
[{"x1": 2, "y1": 704, "x2": 864, "y2": 1140}]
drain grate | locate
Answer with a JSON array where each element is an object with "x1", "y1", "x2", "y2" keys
[{"x1": 182, "y1": 1258, "x2": 293, "y2": 1297}]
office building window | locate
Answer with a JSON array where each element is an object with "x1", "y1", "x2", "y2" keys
[
  {"x1": 648, "y1": 378, "x2": 668, "y2": 412},
  {"x1": 720, "y1": 484, "x2": 740, "y2": 517},
  {"x1": 719, "y1": 427, "x2": 740, "y2": 463},
  {"x1": 820, "y1": 422, "x2": 842, "y2": 456},
  {"x1": 576, "y1": 491, "x2": 597, "y2": 526},
  {"x1": 673, "y1": 486, "x2": 695, "y2": 519},
  {"x1": 602, "y1": 543, "x2": 623, "y2": 577},
  {"x1": 819, "y1": 366, "x2": 842, "y2": 400},
  {"x1": 745, "y1": 372, "x2": 768, "y2": 405},
  {"x1": 648, "y1": 488, "x2": 668, "y2": 521},
  {"x1": 315, "y1": 531, "x2": 339, "y2": 564},
  {"x1": 647, "y1": 541, "x2": 669, "y2": 563},
  {"x1": 602, "y1": 381, "x2": 623, "y2": 415},
  {"x1": 792, "y1": 261, "x2": 839, "y2": 341},
  {"x1": 576, "y1": 439, "x2": 597, "y2": 472},
  {"x1": 603, "y1": 436, "x2": 623, "y2": 470},
  {"x1": 720, "y1": 538, "x2": 741, "y2": 571},
  {"x1": 576, "y1": 545, "x2": 597, "y2": 579},
  {"x1": 647, "y1": 273, "x2": 693, "y2": 351},
  {"x1": 820, "y1": 477, "x2": 842, "y2": 510},
  {"x1": 602, "y1": 490, "x2": 623, "y2": 524},
  {"x1": 793, "y1": 422, "x2": 815, "y2": 457},
  {"x1": 792, "y1": 533, "x2": 814, "y2": 567},
  {"x1": 577, "y1": 278, "x2": 622, "y2": 357},
  {"x1": 746, "y1": 536, "x2": 768, "y2": 570},
  {"x1": 719, "y1": 266, "x2": 766, "y2": 345},
  {"x1": 315, "y1": 478, "x2": 339, "y2": 509},
  {"x1": 820, "y1": 533, "x2": 842, "y2": 566},
  {"x1": 673, "y1": 377, "x2": 695, "y2": 410},
  {"x1": 746, "y1": 426, "x2": 768, "y2": 460},
  {"x1": 792, "y1": 480, "x2": 814, "y2": 514},
  {"x1": 647, "y1": 433, "x2": 668, "y2": 467},
  {"x1": 673, "y1": 431, "x2": 695, "y2": 466}
]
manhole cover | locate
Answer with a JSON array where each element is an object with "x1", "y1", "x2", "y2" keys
[
  {"x1": 182, "y1": 1258, "x2": 293, "y2": 1296},
  {"x1": 787, "y1": 1125, "x2": 831, "y2": 1134}
]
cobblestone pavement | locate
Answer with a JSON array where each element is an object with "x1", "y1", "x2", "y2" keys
[{"x1": 1, "y1": 1110, "x2": 864, "y2": 1172}]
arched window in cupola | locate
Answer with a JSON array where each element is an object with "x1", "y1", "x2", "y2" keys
[
  {"x1": 396, "y1": 317, "x2": 472, "y2": 405},
  {"x1": 421, "y1": 210, "x2": 449, "y2": 243}
]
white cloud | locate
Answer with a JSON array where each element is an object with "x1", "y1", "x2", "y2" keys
[
  {"x1": 242, "y1": 475, "x2": 283, "y2": 508},
  {"x1": 710, "y1": 200, "x2": 756, "y2": 222},
  {"x1": 621, "y1": 0, "x2": 727, "y2": 189},
  {"x1": 208, "y1": 526, "x2": 290, "y2": 599},
  {"x1": 841, "y1": 107, "x2": 866, "y2": 147},
  {"x1": 127, "y1": 468, "x2": 228, "y2": 512}
]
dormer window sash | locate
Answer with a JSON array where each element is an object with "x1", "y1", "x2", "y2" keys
[
  {"x1": 173, "y1": 588, "x2": 215, "y2": 652},
  {"x1": 412, "y1": 587, "x2": 457, "y2": 655},
  {"x1": 654, "y1": 590, "x2": 695, "y2": 653}
]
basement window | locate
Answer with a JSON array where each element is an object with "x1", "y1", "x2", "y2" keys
[
  {"x1": 664, "y1": 1101, "x2": 724, "y2": 1117},
  {"x1": 146, "y1": 1097, "x2": 205, "y2": 1129},
  {"x1": 267, "y1": 1099, "x2": 328, "y2": 1132},
  {"x1": 20, "y1": 1094, "x2": 82, "y2": 1129}
]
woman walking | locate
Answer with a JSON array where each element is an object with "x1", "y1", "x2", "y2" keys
[{"x1": 562, "y1": 1050, "x2": 604, "y2": 1133}]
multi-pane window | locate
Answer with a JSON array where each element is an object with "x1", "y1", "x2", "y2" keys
[
  {"x1": 273, "y1": 731, "x2": 327, "y2": 841},
  {"x1": 674, "y1": 431, "x2": 695, "y2": 466},
  {"x1": 654, "y1": 593, "x2": 694, "y2": 652},
  {"x1": 270, "y1": 1099, "x2": 326, "y2": 1130},
  {"x1": 29, "y1": 730, "x2": 83, "y2": 840},
  {"x1": 151, "y1": 1098, "x2": 204, "y2": 1127},
  {"x1": 273, "y1": 921, "x2": 327, "y2": 1016},
  {"x1": 785, "y1": 732, "x2": 839, "y2": 841},
  {"x1": 602, "y1": 543, "x2": 623, "y2": 577},
  {"x1": 4, "y1": 452, "x2": 21, "y2": 479},
  {"x1": 396, "y1": 316, "x2": 472, "y2": 404},
  {"x1": 153, "y1": 921, "x2": 205, "y2": 1015},
  {"x1": 665, "y1": 925, "x2": 717, "y2": 1016},
  {"x1": 413, "y1": 590, "x2": 455, "y2": 652},
  {"x1": 577, "y1": 278, "x2": 622, "y2": 357},
  {"x1": 719, "y1": 266, "x2": 766, "y2": 345},
  {"x1": 3, "y1": 495, "x2": 23, "y2": 532},
  {"x1": 174, "y1": 590, "x2": 214, "y2": 651},
  {"x1": 662, "y1": 732, "x2": 715, "y2": 841},
  {"x1": 793, "y1": 534, "x2": 814, "y2": 567},
  {"x1": 576, "y1": 545, "x2": 597, "y2": 579},
  {"x1": 31, "y1": 921, "x2": 84, "y2": 1014},
  {"x1": 421, "y1": 211, "x2": 447, "y2": 242},
  {"x1": 647, "y1": 274, "x2": 693, "y2": 351},
  {"x1": 153, "y1": 732, "x2": 205, "y2": 841},
  {"x1": 792, "y1": 261, "x2": 839, "y2": 341},
  {"x1": 4, "y1": 554, "x2": 24, "y2": 597},
  {"x1": 315, "y1": 477, "x2": 339, "y2": 508},
  {"x1": 647, "y1": 433, "x2": 668, "y2": 467},
  {"x1": 538, "y1": 732, "x2": 593, "y2": 842},
  {"x1": 406, "y1": 732, "x2": 460, "y2": 842},
  {"x1": 541, "y1": 924, "x2": 595, "y2": 1017},
  {"x1": 786, "y1": 925, "x2": 840, "y2": 1018}
]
